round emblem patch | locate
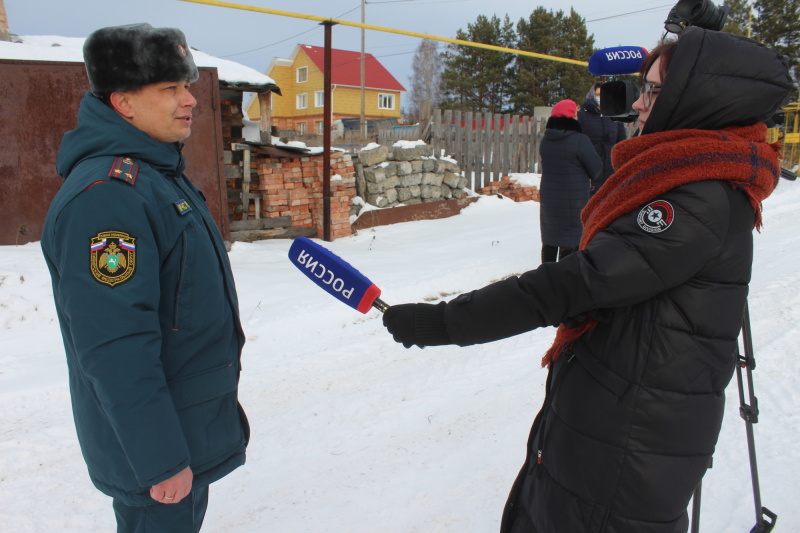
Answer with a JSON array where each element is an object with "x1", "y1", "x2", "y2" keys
[{"x1": 637, "y1": 200, "x2": 674, "y2": 234}]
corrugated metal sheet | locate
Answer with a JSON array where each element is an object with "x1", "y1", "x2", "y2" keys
[{"x1": 0, "y1": 60, "x2": 229, "y2": 245}]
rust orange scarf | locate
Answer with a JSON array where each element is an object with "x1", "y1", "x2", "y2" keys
[{"x1": 541, "y1": 122, "x2": 782, "y2": 367}]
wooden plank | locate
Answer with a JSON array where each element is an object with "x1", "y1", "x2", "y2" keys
[
  {"x1": 483, "y1": 112, "x2": 493, "y2": 187},
  {"x1": 241, "y1": 147, "x2": 251, "y2": 221},
  {"x1": 443, "y1": 109, "x2": 453, "y2": 158},
  {"x1": 230, "y1": 226, "x2": 316, "y2": 242},
  {"x1": 230, "y1": 216, "x2": 292, "y2": 231},
  {"x1": 432, "y1": 108, "x2": 442, "y2": 157},
  {"x1": 510, "y1": 115, "x2": 519, "y2": 174},
  {"x1": 493, "y1": 113, "x2": 502, "y2": 182},
  {"x1": 520, "y1": 116, "x2": 527, "y2": 173},
  {"x1": 258, "y1": 92, "x2": 273, "y2": 145},
  {"x1": 474, "y1": 111, "x2": 483, "y2": 188},
  {"x1": 503, "y1": 113, "x2": 511, "y2": 178},
  {"x1": 453, "y1": 110, "x2": 462, "y2": 167},
  {"x1": 464, "y1": 111, "x2": 473, "y2": 190}
]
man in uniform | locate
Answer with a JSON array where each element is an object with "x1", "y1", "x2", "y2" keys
[{"x1": 41, "y1": 23, "x2": 249, "y2": 533}]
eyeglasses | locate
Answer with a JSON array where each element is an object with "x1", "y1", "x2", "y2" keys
[{"x1": 640, "y1": 82, "x2": 662, "y2": 110}]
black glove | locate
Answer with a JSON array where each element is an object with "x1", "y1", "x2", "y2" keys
[{"x1": 382, "y1": 301, "x2": 451, "y2": 349}]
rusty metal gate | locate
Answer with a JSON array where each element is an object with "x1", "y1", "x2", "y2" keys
[{"x1": 0, "y1": 60, "x2": 228, "y2": 245}]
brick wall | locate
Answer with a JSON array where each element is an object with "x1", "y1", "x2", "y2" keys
[{"x1": 252, "y1": 151, "x2": 358, "y2": 240}]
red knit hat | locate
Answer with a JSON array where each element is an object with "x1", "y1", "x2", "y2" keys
[{"x1": 551, "y1": 99, "x2": 577, "y2": 118}]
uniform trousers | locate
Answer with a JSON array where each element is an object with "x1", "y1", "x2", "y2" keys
[{"x1": 113, "y1": 485, "x2": 209, "y2": 533}]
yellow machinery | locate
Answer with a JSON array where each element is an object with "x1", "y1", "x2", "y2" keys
[{"x1": 779, "y1": 102, "x2": 799, "y2": 171}]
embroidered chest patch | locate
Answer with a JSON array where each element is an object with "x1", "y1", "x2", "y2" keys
[
  {"x1": 637, "y1": 200, "x2": 674, "y2": 234},
  {"x1": 174, "y1": 199, "x2": 192, "y2": 215},
  {"x1": 90, "y1": 231, "x2": 137, "y2": 286}
]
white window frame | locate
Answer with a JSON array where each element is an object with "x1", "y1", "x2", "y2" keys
[
  {"x1": 378, "y1": 93, "x2": 396, "y2": 110},
  {"x1": 296, "y1": 66, "x2": 308, "y2": 83},
  {"x1": 297, "y1": 122, "x2": 307, "y2": 135},
  {"x1": 296, "y1": 93, "x2": 308, "y2": 110},
  {"x1": 316, "y1": 121, "x2": 325, "y2": 135},
  {"x1": 314, "y1": 91, "x2": 325, "y2": 108}
]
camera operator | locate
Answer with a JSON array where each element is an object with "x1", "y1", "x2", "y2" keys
[
  {"x1": 578, "y1": 81, "x2": 627, "y2": 194},
  {"x1": 382, "y1": 27, "x2": 792, "y2": 533}
]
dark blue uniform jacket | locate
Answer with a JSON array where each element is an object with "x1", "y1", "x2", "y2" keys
[{"x1": 42, "y1": 92, "x2": 248, "y2": 506}]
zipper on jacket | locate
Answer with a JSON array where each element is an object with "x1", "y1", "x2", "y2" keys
[
  {"x1": 530, "y1": 352, "x2": 577, "y2": 478},
  {"x1": 172, "y1": 228, "x2": 188, "y2": 331}
]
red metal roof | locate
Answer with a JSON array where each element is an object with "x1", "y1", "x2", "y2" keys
[{"x1": 298, "y1": 44, "x2": 406, "y2": 92}]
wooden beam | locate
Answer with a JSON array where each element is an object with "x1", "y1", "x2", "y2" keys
[{"x1": 258, "y1": 91, "x2": 273, "y2": 145}]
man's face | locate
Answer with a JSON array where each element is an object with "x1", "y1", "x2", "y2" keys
[{"x1": 121, "y1": 81, "x2": 197, "y2": 143}]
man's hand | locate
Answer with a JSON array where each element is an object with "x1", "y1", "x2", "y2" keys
[{"x1": 150, "y1": 466, "x2": 193, "y2": 504}]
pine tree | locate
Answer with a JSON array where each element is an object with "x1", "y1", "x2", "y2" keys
[
  {"x1": 440, "y1": 14, "x2": 516, "y2": 113},
  {"x1": 753, "y1": 0, "x2": 799, "y2": 99},
  {"x1": 408, "y1": 39, "x2": 444, "y2": 124},
  {"x1": 721, "y1": 0, "x2": 752, "y2": 35},
  {"x1": 512, "y1": 7, "x2": 596, "y2": 112}
]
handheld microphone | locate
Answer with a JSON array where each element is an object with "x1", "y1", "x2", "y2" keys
[
  {"x1": 288, "y1": 237, "x2": 389, "y2": 314},
  {"x1": 588, "y1": 46, "x2": 648, "y2": 76}
]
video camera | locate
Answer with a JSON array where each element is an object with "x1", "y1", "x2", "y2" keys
[{"x1": 596, "y1": 0, "x2": 729, "y2": 122}]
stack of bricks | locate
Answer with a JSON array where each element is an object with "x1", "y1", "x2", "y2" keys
[
  {"x1": 254, "y1": 151, "x2": 357, "y2": 240},
  {"x1": 220, "y1": 99, "x2": 245, "y2": 146},
  {"x1": 220, "y1": 97, "x2": 246, "y2": 221},
  {"x1": 477, "y1": 176, "x2": 539, "y2": 202}
]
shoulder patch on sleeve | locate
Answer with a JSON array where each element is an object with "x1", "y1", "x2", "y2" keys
[
  {"x1": 108, "y1": 157, "x2": 140, "y2": 186},
  {"x1": 637, "y1": 200, "x2": 674, "y2": 234},
  {"x1": 90, "y1": 231, "x2": 137, "y2": 286}
]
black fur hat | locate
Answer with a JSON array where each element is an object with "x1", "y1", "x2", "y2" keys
[{"x1": 83, "y1": 23, "x2": 199, "y2": 96}]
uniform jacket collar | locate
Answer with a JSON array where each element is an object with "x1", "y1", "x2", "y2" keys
[{"x1": 57, "y1": 92, "x2": 186, "y2": 180}]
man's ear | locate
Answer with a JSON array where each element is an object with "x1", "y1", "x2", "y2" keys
[{"x1": 109, "y1": 92, "x2": 135, "y2": 119}]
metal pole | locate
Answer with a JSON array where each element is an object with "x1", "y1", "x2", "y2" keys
[
  {"x1": 360, "y1": 0, "x2": 367, "y2": 139},
  {"x1": 322, "y1": 21, "x2": 334, "y2": 242}
]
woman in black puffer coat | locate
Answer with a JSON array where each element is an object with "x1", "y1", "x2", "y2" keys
[
  {"x1": 538, "y1": 99, "x2": 601, "y2": 263},
  {"x1": 382, "y1": 28, "x2": 792, "y2": 533}
]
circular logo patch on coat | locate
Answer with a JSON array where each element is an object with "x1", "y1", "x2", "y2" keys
[{"x1": 637, "y1": 200, "x2": 674, "y2": 234}]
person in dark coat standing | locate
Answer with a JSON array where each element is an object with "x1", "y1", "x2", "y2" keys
[
  {"x1": 578, "y1": 81, "x2": 627, "y2": 194},
  {"x1": 538, "y1": 99, "x2": 601, "y2": 263},
  {"x1": 381, "y1": 28, "x2": 791, "y2": 533},
  {"x1": 41, "y1": 24, "x2": 249, "y2": 533}
]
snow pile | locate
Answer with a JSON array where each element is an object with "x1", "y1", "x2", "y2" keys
[{"x1": 2, "y1": 183, "x2": 799, "y2": 531}]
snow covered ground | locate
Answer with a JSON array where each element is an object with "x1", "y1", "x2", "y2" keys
[{"x1": 2, "y1": 184, "x2": 799, "y2": 532}]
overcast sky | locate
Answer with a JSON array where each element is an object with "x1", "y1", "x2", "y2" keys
[{"x1": 5, "y1": 0, "x2": 674, "y2": 93}]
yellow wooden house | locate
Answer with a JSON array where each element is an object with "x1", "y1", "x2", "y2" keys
[{"x1": 246, "y1": 44, "x2": 405, "y2": 134}]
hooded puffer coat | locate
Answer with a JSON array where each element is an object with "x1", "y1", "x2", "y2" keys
[
  {"x1": 538, "y1": 117, "x2": 602, "y2": 248},
  {"x1": 42, "y1": 93, "x2": 249, "y2": 506},
  {"x1": 437, "y1": 29, "x2": 792, "y2": 532}
]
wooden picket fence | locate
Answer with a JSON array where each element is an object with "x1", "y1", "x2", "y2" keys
[{"x1": 430, "y1": 109, "x2": 546, "y2": 191}]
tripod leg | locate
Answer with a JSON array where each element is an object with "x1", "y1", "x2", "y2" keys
[
  {"x1": 738, "y1": 302, "x2": 777, "y2": 533},
  {"x1": 690, "y1": 480, "x2": 702, "y2": 533}
]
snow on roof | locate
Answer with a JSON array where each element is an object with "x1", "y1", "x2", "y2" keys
[{"x1": 0, "y1": 35, "x2": 276, "y2": 87}]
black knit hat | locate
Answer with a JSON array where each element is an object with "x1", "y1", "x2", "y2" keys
[{"x1": 83, "y1": 23, "x2": 199, "y2": 97}]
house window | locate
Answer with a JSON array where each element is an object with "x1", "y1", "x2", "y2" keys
[
  {"x1": 316, "y1": 121, "x2": 325, "y2": 134},
  {"x1": 296, "y1": 66, "x2": 308, "y2": 83},
  {"x1": 297, "y1": 122, "x2": 307, "y2": 135},
  {"x1": 296, "y1": 93, "x2": 308, "y2": 110},
  {"x1": 315, "y1": 91, "x2": 325, "y2": 108},
  {"x1": 378, "y1": 93, "x2": 395, "y2": 110}
]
